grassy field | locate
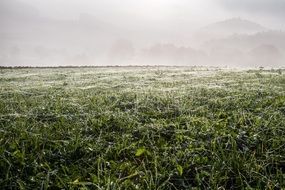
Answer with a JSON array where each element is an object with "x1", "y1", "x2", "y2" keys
[{"x1": 0, "y1": 67, "x2": 285, "y2": 189}]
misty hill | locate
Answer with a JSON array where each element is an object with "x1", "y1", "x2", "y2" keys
[
  {"x1": 202, "y1": 18, "x2": 267, "y2": 34},
  {"x1": 203, "y1": 30, "x2": 285, "y2": 52},
  {"x1": 195, "y1": 18, "x2": 268, "y2": 44},
  {"x1": 201, "y1": 31, "x2": 285, "y2": 67},
  {"x1": 247, "y1": 44, "x2": 283, "y2": 67}
]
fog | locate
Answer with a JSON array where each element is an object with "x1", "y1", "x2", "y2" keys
[{"x1": 1, "y1": 0, "x2": 285, "y2": 67}]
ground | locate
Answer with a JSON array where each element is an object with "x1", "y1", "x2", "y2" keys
[{"x1": 0, "y1": 67, "x2": 285, "y2": 189}]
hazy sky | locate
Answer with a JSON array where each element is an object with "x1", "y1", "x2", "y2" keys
[{"x1": 4, "y1": 0, "x2": 284, "y2": 29}]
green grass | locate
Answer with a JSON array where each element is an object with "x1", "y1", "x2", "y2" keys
[{"x1": 0, "y1": 67, "x2": 285, "y2": 189}]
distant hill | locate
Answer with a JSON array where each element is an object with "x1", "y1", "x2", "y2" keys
[
  {"x1": 202, "y1": 18, "x2": 267, "y2": 34},
  {"x1": 249, "y1": 44, "x2": 280, "y2": 55},
  {"x1": 195, "y1": 18, "x2": 268, "y2": 44},
  {"x1": 247, "y1": 44, "x2": 283, "y2": 67},
  {"x1": 200, "y1": 30, "x2": 285, "y2": 67},
  {"x1": 203, "y1": 30, "x2": 285, "y2": 52}
]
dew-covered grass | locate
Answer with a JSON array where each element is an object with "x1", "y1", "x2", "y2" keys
[{"x1": 0, "y1": 66, "x2": 285, "y2": 189}]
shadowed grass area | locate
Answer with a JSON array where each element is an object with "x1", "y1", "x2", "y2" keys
[{"x1": 0, "y1": 67, "x2": 285, "y2": 189}]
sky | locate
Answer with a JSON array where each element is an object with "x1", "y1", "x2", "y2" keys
[
  {"x1": 9, "y1": 0, "x2": 284, "y2": 28},
  {"x1": 1, "y1": 0, "x2": 285, "y2": 67}
]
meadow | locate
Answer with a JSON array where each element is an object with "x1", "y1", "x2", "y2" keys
[{"x1": 0, "y1": 66, "x2": 284, "y2": 189}]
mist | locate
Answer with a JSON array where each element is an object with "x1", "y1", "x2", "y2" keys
[{"x1": 1, "y1": 0, "x2": 285, "y2": 67}]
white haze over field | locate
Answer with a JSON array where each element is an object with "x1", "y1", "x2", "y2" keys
[{"x1": 0, "y1": 0, "x2": 285, "y2": 67}]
